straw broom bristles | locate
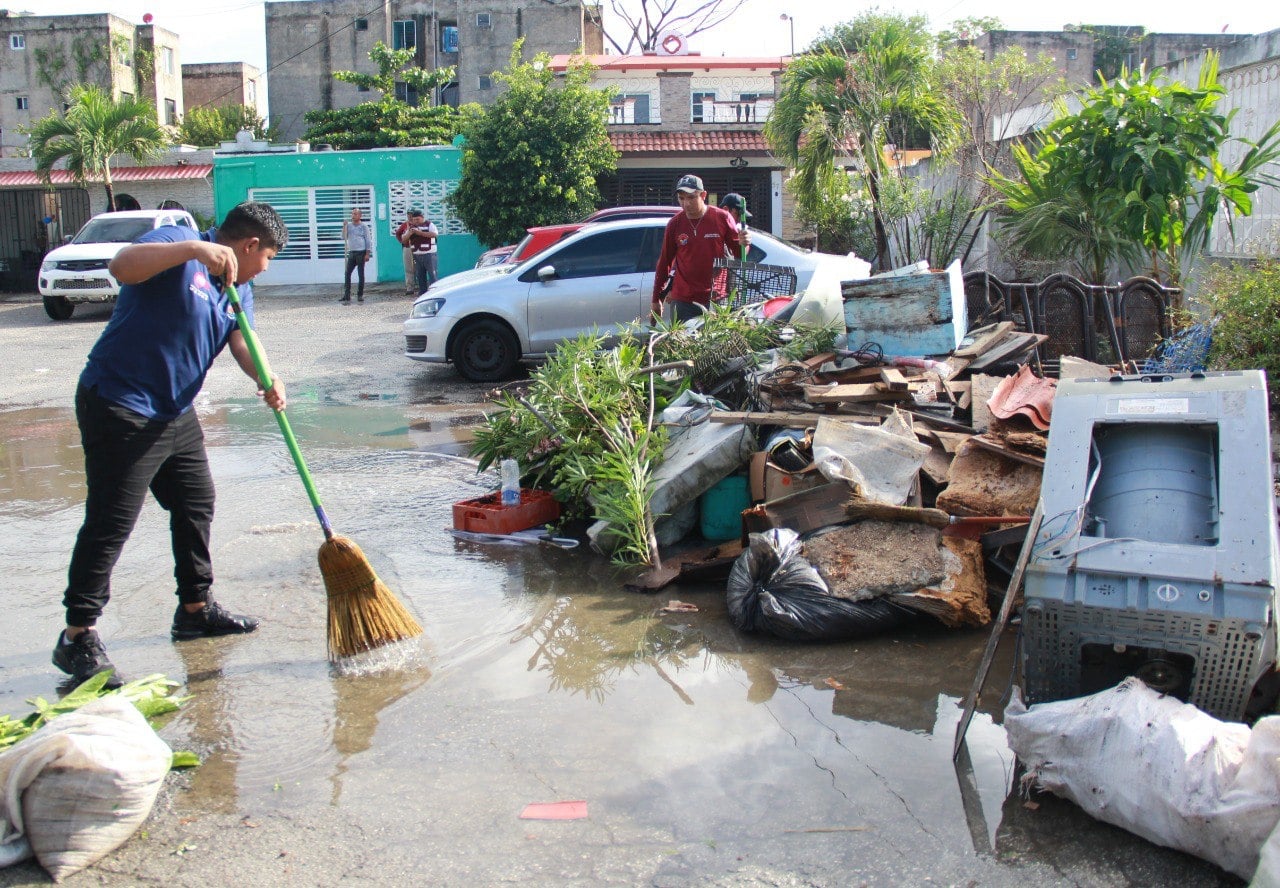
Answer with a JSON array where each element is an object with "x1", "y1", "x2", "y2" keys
[{"x1": 319, "y1": 534, "x2": 422, "y2": 660}]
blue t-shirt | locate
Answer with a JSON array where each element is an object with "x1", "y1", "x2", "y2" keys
[{"x1": 80, "y1": 226, "x2": 254, "y2": 420}]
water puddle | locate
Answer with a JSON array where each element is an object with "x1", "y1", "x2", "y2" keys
[{"x1": 0, "y1": 402, "x2": 1234, "y2": 883}]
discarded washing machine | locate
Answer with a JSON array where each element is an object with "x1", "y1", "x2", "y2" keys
[{"x1": 1022, "y1": 370, "x2": 1279, "y2": 722}]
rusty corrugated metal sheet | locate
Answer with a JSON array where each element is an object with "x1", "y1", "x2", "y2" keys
[{"x1": 0, "y1": 164, "x2": 212, "y2": 188}]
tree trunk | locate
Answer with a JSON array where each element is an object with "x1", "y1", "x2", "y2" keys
[{"x1": 867, "y1": 170, "x2": 890, "y2": 271}]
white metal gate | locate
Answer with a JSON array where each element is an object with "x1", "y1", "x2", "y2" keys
[{"x1": 248, "y1": 185, "x2": 374, "y2": 285}]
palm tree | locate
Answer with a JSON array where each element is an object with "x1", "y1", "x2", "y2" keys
[
  {"x1": 985, "y1": 140, "x2": 1139, "y2": 284},
  {"x1": 26, "y1": 84, "x2": 170, "y2": 212},
  {"x1": 766, "y1": 13, "x2": 962, "y2": 270}
]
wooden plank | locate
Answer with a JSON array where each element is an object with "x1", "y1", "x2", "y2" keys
[
  {"x1": 743, "y1": 482, "x2": 851, "y2": 536},
  {"x1": 879, "y1": 367, "x2": 910, "y2": 391},
  {"x1": 968, "y1": 434, "x2": 1046, "y2": 468},
  {"x1": 709, "y1": 411, "x2": 878, "y2": 427},
  {"x1": 933, "y1": 430, "x2": 972, "y2": 454},
  {"x1": 814, "y1": 365, "x2": 887, "y2": 385},
  {"x1": 953, "y1": 322, "x2": 1015, "y2": 358},
  {"x1": 944, "y1": 355, "x2": 974, "y2": 381},
  {"x1": 804, "y1": 382, "x2": 910, "y2": 404},
  {"x1": 921, "y1": 441, "x2": 952, "y2": 486},
  {"x1": 801, "y1": 352, "x2": 837, "y2": 371},
  {"x1": 970, "y1": 373, "x2": 1001, "y2": 433},
  {"x1": 869, "y1": 402, "x2": 976, "y2": 434},
  {"x1": 953, "y1": 503, "x2": 1044, "y2": 759},
  {"x1": 968, "y1": 333, "x2": 1049, "y2": 370}
]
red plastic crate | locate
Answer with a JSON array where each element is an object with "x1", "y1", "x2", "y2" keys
[{"x1": 452, "y1": 489, "x2": 560, "y2": 535}]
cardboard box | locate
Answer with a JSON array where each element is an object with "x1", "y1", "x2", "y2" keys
[{"x1": 749, "y1": 451, "x2": 827, "y2": 503}]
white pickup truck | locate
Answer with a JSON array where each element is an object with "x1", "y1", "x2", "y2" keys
[{"x1": 38, "y1": 208, "x2": 198, "y2": 320}]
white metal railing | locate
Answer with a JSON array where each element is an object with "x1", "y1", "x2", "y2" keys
[{"x1": 692, "y1": 97, "x2": 775, "y2": 124}]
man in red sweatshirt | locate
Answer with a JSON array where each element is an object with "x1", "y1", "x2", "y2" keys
[{"x1": 653, "y1": 174, "x2": 749, "y2": 324}]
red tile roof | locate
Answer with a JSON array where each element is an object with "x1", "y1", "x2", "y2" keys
[
  {"x1": 0, "y1": 163, "x2": 212, "y2": 188},
  {"x1": 610, "y1": 130, "x2": 772, "y2": 156}
]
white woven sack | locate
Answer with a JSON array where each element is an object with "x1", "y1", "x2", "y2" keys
[
  {"x1": 0, "y1": 696, "x2": 172, "y2": 882},
  {"x1": 1006, "y1": 678, "x2": 1280, "y2": 881}
]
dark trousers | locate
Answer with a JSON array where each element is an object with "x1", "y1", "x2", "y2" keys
[
  {"x1": 63, "y1": 384, "x2": 215, "y2": 627},
  {"x1": 663, "y1": 298, "x2": 708, "y2": 324},
  {"x1": 344, "y1": 251, "x2": 366, "y2": 297},
  {"x1": 413, "y1": 251, "x2": 438, "y2": 292}
]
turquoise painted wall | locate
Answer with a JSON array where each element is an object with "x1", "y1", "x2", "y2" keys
[{"x1": 212, "y1": 146, "x2": 482, "y2": 281}]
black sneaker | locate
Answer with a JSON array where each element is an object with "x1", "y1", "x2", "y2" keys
[
  {"x1": 171, "y1": 600, "x2": 260, "y2": 640},
  {"x1": 52, "y1": 630, "x2": 124, "y2": 690},
  {"x1": 339, "y1": 296, "x2": 351, "y2": 304}
]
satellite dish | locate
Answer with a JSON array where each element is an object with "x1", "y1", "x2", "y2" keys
[
  {"x1": 656, "y1": 30, "x2": 688, "y2": 56},
  {"x1": 142, "y1": 12, "x2": 153, "y2": 23}
]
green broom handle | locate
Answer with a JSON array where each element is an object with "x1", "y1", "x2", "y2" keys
[{"x1": 225, "y1": 283, "x2": 335, "y2": 539}]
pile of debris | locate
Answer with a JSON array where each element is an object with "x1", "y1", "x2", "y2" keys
[
  {"x1": 462, "y1": 261, "x2": 1079, "y2": 644},
  {"x1": 621, "y1": 317, "x2": 1053, "y2": 637}
]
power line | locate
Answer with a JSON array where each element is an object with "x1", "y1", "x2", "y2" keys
[{"x1": 184, "y1": 0, "x2": 401, "y2": 128}]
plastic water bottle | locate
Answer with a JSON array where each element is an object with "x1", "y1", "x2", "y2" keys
[{"x1": 500, "y1": 458, "x2": 520, "y2": 506}]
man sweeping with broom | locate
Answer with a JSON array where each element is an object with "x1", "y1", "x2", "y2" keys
[{"x1": 53, "y1": 202, "x2": 289, "y2": 689}]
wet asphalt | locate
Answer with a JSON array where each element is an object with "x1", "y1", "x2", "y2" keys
[{"x1": 0, "y1": 286, "x2": 1240, "y2": 887}]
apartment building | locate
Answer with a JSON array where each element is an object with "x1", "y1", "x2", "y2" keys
[
  {"x1": 969, "y1": 26, "x2": 1246, "y2": 84},
  {"x1": 265, "y1": 0, "x2": 604, "y2": 142},
  {"x1": 0, "y1": 11, "x2": 183, "y2": 156},
  {"x1": 183, "y1": 61, "x2": 263, "y2": 115}
]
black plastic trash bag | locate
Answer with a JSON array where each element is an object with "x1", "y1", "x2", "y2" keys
[{"x1": 726, "y1": 529, "x2": 918, "y2": 642}]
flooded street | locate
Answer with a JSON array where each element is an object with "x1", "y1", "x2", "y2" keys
[{"x1": 0, "y1": 291, "x2": 1237, "y2": 886}]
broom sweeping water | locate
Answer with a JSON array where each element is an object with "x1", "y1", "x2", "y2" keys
[{"x1": 225, "y1": 284, "x2": 422, "y2": 660}]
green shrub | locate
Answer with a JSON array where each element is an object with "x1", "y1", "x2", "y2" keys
[{"x1": 1198, "y1": 260, "x2": 1280, "y2": 384}]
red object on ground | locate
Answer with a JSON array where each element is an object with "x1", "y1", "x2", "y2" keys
[
  {"x1": 987, "y1": 364, "x2": 1056, "y2": 430},
  {"x1": 519, "y1": 800, "x2": 588, "y2": 820},
  {"x1": 452, "y1": 489, "x2": 560, "y2": 535},
  {"x1": 762, "y1": 296, "x2": 794, "y2": 318}
]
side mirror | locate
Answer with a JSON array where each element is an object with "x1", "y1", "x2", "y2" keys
[
  {"x1": 536, "y1": 265, "x2": 556, "y2": 282},
  {"x1": 63, "y1": 235, "x2": 74, "y2": 244}
]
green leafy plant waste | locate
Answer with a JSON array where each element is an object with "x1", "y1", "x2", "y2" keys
[
  {"x1": 469, "y1": 309, "x2": 839, "y2": 565},
  {"x1": 471, "y1": 332, "x2": 671, "y2": 565},
  {"x1": 0, "y1": 671, "x2": 199, "y2": 770}
]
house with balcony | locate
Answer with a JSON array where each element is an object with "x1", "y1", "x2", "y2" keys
[{"x1": 549, "y1": 53, "x2": 805, "y2": 240}]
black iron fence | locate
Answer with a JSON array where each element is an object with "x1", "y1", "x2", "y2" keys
[
  {"x1": 0, "y1": 187, "x2": 92, "y2": 293},
  {"x1": 962, "y1": 272, "x2": 1180, "y2": 371}
]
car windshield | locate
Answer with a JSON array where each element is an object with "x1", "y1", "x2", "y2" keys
[{"x1": 72, "y1": 218, "x2": 155, "y2": 245}]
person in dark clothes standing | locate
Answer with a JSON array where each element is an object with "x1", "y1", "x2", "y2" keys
[{"x1": 53, "y1": 201, "x2": 288, "y2": 689}]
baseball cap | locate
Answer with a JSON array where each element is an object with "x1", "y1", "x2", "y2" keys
[
  {"x1": 409, "y1": 207, "x2": 424, "y2": 216},
  {"x1": 721, "y1": 193, "x2": 752, "y2": 221},
  {"x1": 675, "y1": 174, "x2": 704, "y2": 194}
]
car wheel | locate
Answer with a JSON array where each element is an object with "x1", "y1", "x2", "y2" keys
[
  {"x1": 451, "y1": 319, "x2": 519, "y2": 382},
  {"x1": 43, "y1": 295, "x2": 74, "y2": 320}
]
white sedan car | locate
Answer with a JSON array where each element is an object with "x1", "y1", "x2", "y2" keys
[
  {"x1": 403, "y1": 217, "x2": 869, "y2": 381},
  {"x1": 38, "y1": 208, "x2": 198, "y2": 320}
]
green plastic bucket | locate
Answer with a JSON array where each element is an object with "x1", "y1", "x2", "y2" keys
[{"x1": 699, "y1": 474, "x2": 750, "y2": 541}]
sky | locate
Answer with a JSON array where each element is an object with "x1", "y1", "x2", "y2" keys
[{"x1": 27, "y1": 0, "x2": 1280, "y2": 94}]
